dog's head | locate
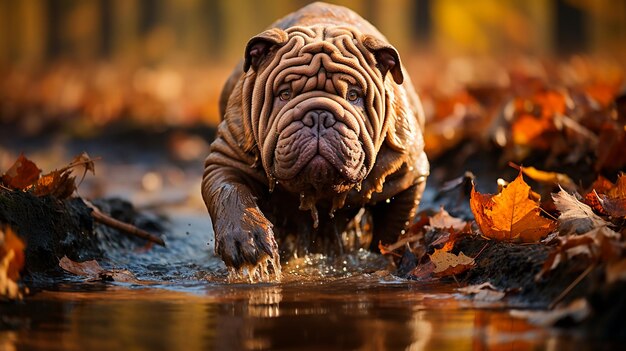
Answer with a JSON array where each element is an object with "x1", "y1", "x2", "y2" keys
[{"x1": 240, "y1": 25, "x2": 410, "y2": 201}]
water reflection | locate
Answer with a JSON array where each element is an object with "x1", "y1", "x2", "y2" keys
[{"x1": 0, "y1": 276, "x2": 596, "y2": 351}]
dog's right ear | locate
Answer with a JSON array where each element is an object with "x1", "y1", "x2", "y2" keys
[{"x1": 244, "y1": 28, "x2": 289, "y2": 72}]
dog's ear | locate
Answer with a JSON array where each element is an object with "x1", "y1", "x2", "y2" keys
[
  {"x1": 244, "y1": 28, "x2": 289, "y2": 72},
  {"x1": 362, "y1": 36, "x2": 404, "y2": 84}
]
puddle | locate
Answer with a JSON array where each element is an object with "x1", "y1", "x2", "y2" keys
[{"x1": 0, "y1": 211, "x2": 610, "y2": 351}]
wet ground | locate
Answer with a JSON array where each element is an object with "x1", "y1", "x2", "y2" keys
[{"x1": 0, "y1": 128, "x2": 618, "y2": 350}]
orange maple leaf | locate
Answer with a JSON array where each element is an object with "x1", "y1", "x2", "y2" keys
[{"x1": 470, "y1": 172, "x2": 556, "y2": 242}]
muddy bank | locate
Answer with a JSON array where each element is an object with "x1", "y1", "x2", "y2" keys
[{"x1": 0, "y1": 190, "x2": 165, "y2": 283}]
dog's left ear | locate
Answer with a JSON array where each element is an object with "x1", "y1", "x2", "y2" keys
[
  {"x1": 244, "y1": 28, "x2": 289, "y2": 72},
  {"x1": 362, "y1": 36, "x2": 404, "y2": 84}
]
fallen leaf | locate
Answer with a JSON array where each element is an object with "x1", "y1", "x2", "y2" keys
[
  {"x1": 59, "y1": 255, "x2": 145, "y2": 284},
  {"x1": 457, "y1": 282, "x2": 506, "y2": 302},
  {"x1": 552, "y1": 187, "x2": 611, "y2": 234},
  {"x1": 59, "y1": 256, "x2": 105, "y2": 277},
  {"x1": 597, "y1": 174, "x2": 626, "y2": 218},
  {"x1": 429, "y1": 206, "x2": 467, "y2": 232},
  {"x1": 430, "y1": 249, "x2": 475, "y2": 277},
  {"x1": 536, "y1": 225, "x2": 621, "y2": 280},
  {"x1": 511, "y1": 114, "x2": 556, "y2": 149},
  {"x1": 409, "y1": 260, "x2": 436, "y2": 281},
  {"x1": 514, "y1": 164, "x2": 577, "y2": 191},
  {"x1": 510, "y1": 298, "x2": 590, "y2": 327},
  {"x1": 95, "y1": 269, "x2": 141, "y2": 284},
  {"x1": 1, "y1": 154, "x2": 41, "y2": 190},
  {"x1": 33, "y1": 170, "x2": 77, "y2": 199},
  {"x1": 470, "y1": 172, "x2": 556, "y2": 242}
]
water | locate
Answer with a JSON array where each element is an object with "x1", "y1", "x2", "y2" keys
[
  {"x1": 0, "y1": 138, "x2": 611, "y2": 351},
  {"x1": 0, "y1": 212, "x2": 603, "y2": 351}
]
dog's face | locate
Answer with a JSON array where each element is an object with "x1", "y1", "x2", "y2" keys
[{"x1": 240, "y1": 25, "x2": 404, "y2": 200}]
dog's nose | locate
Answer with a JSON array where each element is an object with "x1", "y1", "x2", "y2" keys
[{"x1": 301, "y1": 109, "x2": 336, "y2": 129}]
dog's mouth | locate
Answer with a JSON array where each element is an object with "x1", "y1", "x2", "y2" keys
[{"x1": 272, "y1": 106, "x2": 366, "y2": 195}]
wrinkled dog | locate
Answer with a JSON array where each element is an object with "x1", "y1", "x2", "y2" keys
[{"x1": 202, "y1": 2, "x2": 429, "y2": 278}]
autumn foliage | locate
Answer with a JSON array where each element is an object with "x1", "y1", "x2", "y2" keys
[
  {"x1": 470, "y1": 172, "x2": 556, "y2": 242},
  {"x1": 1, "y1": 153, "x2": 95, "y2": 199}
]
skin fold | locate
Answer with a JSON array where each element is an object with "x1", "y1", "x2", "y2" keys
[{"x1": 202, "y1": 2, "x2": 429, "y2": 271}]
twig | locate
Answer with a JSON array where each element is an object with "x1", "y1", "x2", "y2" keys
[
  {"x1": 83, "y1": 199, "x2": 165, "y2": 247},
  {"x1": 549, "y1": 263, "x2": 595, "y2": 309},
  {"x1": 451, "y1": 274, "x2": 461, "y2": 288},
  {"x1": 379, "y1": 234, "x2": 422, "y2": 254},
  {"x1": 473, "y1": 242, "x2": 490, "y2": 260}
]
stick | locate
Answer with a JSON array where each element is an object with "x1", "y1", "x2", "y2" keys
[
  {"x1": 548, "y1": 264, "x2": 594, "y2": 309},
  {"x1": 379, "y1": 234, "x2": 422, "y2": 254},
  {"x1": 83, "y1": 200, "x2": 165, "y2": 247}
]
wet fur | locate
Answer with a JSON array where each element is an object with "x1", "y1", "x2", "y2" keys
[{"x1": 203, "y1": 2, "x2": 429, "y2": 269}]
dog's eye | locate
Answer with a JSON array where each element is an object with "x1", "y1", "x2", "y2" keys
[
  {"x1": 278, "y1": 89, "x2": 292, "y2": 101},
  {"x1": 347, "y1": 89, "x2": 360, "y2": 102}
]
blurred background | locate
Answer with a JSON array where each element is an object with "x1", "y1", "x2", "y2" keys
[{"x1": 0, "y1": 0, "x2": 625, "y2": 202}]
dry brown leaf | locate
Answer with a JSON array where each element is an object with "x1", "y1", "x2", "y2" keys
[
  {"x1": 430, "y1": 249, "x2": 475, "y2": 277},
  {"x1": 597, "y1": 174, "x2": 626, "y2": 218},
  {"x1": 33, "y1": 170, "x2": 77, "y2": 199},
  {"x1": 1, "y1": 154, "x2": 41, "y2": 190},
  {"x1": 429, "y1": 206, "x2": 467, "y2": 232},
  {"x1": 552, "y1": 187, "x2": 611, "y2": 235},
  {"x1": 470, "y1": 173, "x2": 556, "y2": 242},
  {"x1": 536, "y1": 225, "x2": 621, "y2": 280},
  {"x1": 66, "y1": 152, "x2": 96, "y2": 186}
]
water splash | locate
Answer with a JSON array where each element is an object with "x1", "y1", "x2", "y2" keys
[{"x1": 227, "y1": 251, "x2": 282, "y2": 283}]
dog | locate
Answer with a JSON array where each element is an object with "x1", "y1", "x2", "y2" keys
[{"x1": 202, "y1": 2, "x2": 429, "y2": 277}]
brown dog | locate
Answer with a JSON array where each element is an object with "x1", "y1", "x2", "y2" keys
[{"x1": 202, "y1": 2, "x2": 429, "y2": 278}]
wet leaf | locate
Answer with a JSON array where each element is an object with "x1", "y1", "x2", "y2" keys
[
  {"x1": 1, "y1": 154, "x2": 41, "y2": 190},
  {"x1": 59, "y1": 256, "x2": 145, "y2": 284},
  {"x1": 552, "y1": 187, "x2": 610, "y2": 234},
  {"x1": 457, "y1": 282, "x2": 506, "y2": 302},
  {"x1": 429, "y1": 206, "x2": 467, "y2": 232},
  {"x1": 470, "y1": 172, "x2": 556, "y2": 242},
  {"x1": 430, "y1": 249, "x2": 475, "y2": 277},
  {"x1": 59, "y1": 256, "x2": 105, "y2": 277}
]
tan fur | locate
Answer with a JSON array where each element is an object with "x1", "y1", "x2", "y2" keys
[{"x1": 202, "y1": 2, "x2": 429, "y2": 270}]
